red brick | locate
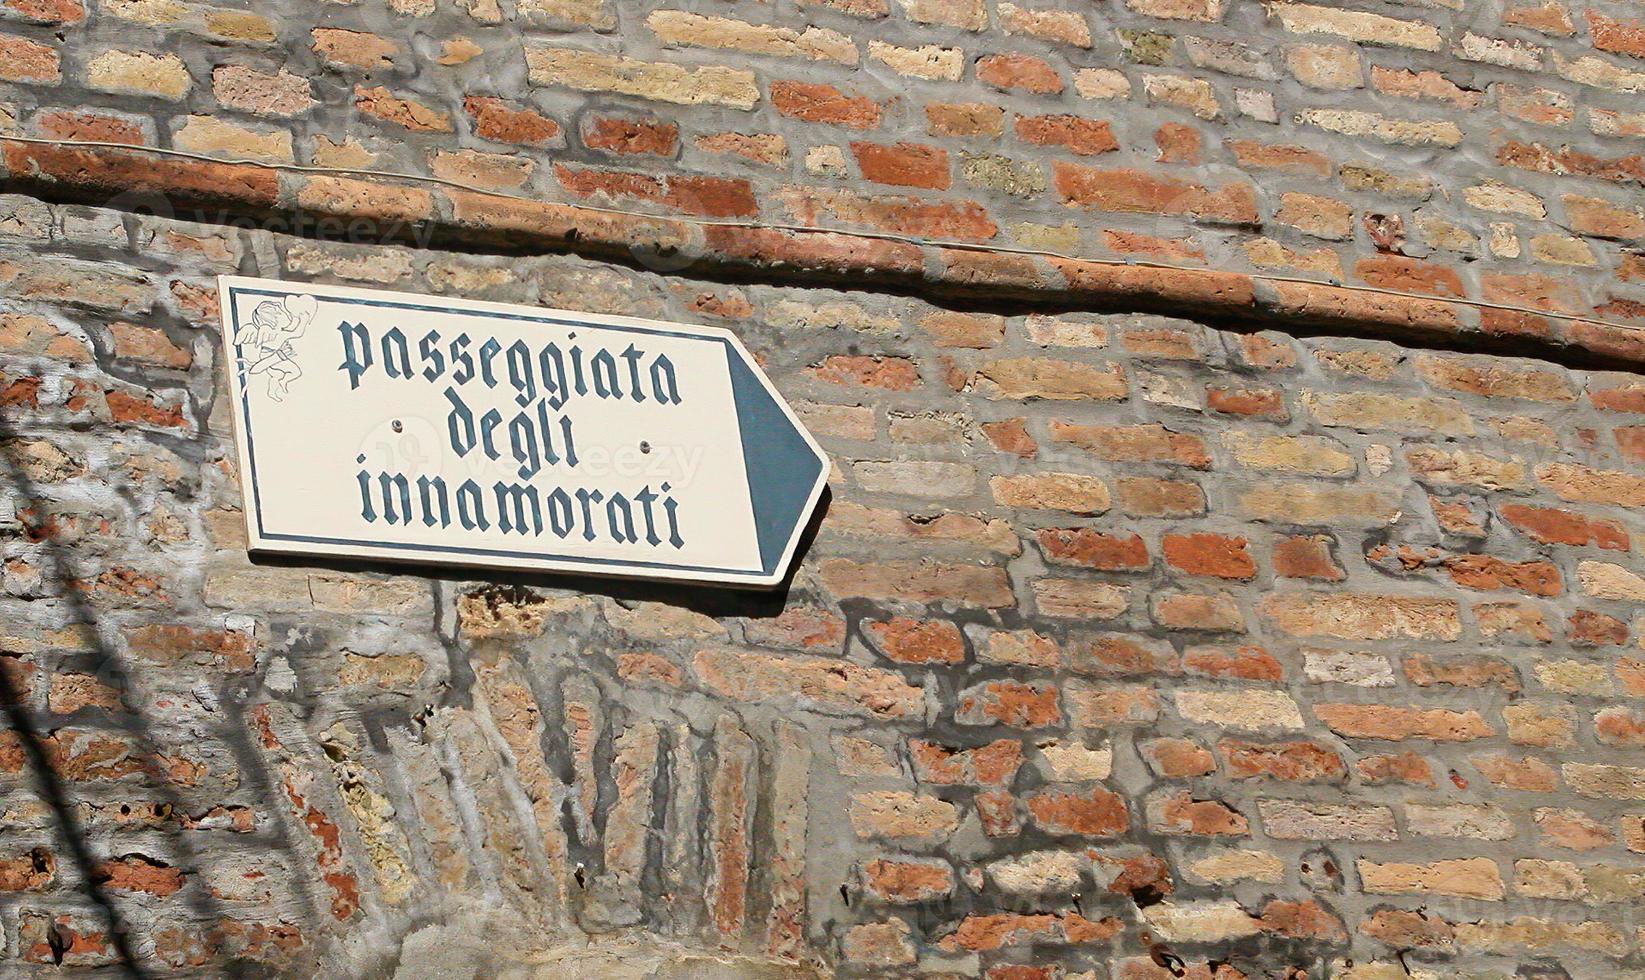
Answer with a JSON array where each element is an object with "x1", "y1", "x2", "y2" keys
[
  {"x1": 32, "y1": 109, "x2": 146, "y2": 144},
  {"x1": 355, "y1": 85, "x2": 450, "y2": 131},
  {"x1": 20, "y1": 912, "x2": 111, "y2": 967},
  {"x1": 1207, "y1": 385, "x2": 1285, "y2": 417},
  {"x1": 1072, "y1": 635, "x2": 1179, "y2": 676},
  {"x1": 3, "y1": 142, "x2": 277, "y2": 210},
  {"x1": 1499, "y1": 139, "x2": 1645, "y2": 185},
  {"x1": 956, "y1": 680, "x2": 1061, "y2": 727},
  {"x1": 1143, "y1": 738, "x2": 1216, "y2": 777},
  {"x1": 106, "y1": 389, "x2": 187, "y2": 429},
  {"x1": 1093, "y1": 851, "x2": 1174, "y2": 902},
  {"x1": 1363, "y1": 908, "x2": 1456, "y2": 950},
  {"x1": 0, "y1": 848, "x2": 54, "y2": 891},
  {"x1": 618, "y1": 653, "x2": 683, "y2": 687},
  {"x1": 1051, "y1": 422, "x2": 1212, "y2": 468},
  {"x1": 1225, "y1": 139, "x2": 1330, "y2": 175},
  {"x1": 1271, "y1": 279, "x2": 1461, "y2": 334},
  {"x1": 1037, "y1": 528, "x2": 1149, "y2": 570},
  {"x1": 465, "y1": 96, "x2": 560, "y2": 145},
  {"x1": 1054, "y1": 164, "x2": 1258, "y2": 224},
  {"x1": 910, "y1": 739, "x2": 1023, "y2": 786},
  {"x1": 1181, "y1": 644, "x2": 1282, "y2": 681},
  {"x1": 987, "y1": 966, "x2": 1058, "y2": 980},
  {"x1": 1499, "y1": 503, "x2": 1629, "y2": 550},
  {"x1": 1596, "y1": 707, "x2": 1645, "y2": 746},
  {"x1": 0, "y1": 34, "x2": 59, "y2": 84},
  {"x1": 771, "y1": 80, "x2": 880, "y2": 128},
  {"x1": 695, "y1": 131, "x2": 785, "y2": 167},
  {"x1": 1568, "y1": 609, "x2": 1628, "y2": 646},
  {"x1": 807, "y1": 355, "x2": 919, "y2": 390},
  {"x1": 1370, "y1": 66, "x2": 1483, "y2": 108},
  {"x1": 1123, "y1": 326, "x2": 1200, "y2": 359},
  {"x1": 1163, "y1": 532, "x2": 1256, "y2": 580},
  {"x1": 1272, "y1": 534, "x2": 1344, "y2": 581},
  {"x1": 1498, "y1": 84, "x2": 1574, "y2": 126},
  {"x1": 1355, "y1": 254, "x2": 1465, "y2": 297},
  {"x1": 942, "y1": 911, "x2": 1120, "y2": 951},
  {"x1": 94, "y1": 855, "x2": 184, "y2": 896},
  {"x1": 1621, "y1": 659, "x2": 1645, "y2": 697},
  {"x1": 1260, "y1": 899, "x2": 1345, "y2": 941},
  {"x1": 1587, "y1": 10, "x2": 1645, "y2": 59},
  {"x1": 1219, "y1": 740, "x2": 1345, "y2": 782},
  {"x1": 1, "y1": 376, "x2": 41, "y2": 409},
  {"x1": 1585, "y1": 384, "x2": 1645, "y2": 416},
  {"x1": 1148, "y1": 791, "x2": 1249, "y2": 836},
  {"x1": 1427, "y1": 495, "x2": 1485, "y2": 537},
  {"x1": 3, "y1": 0, "x2": 82, "y2": 24},
  {"x1": 1103, "y1": 230, "x2": 1205, "y2": 263},
  {"x1": 1506, "y1": 0, "x2": 1574, "y2": 34},
  {"x1": 582, "y1": 116, "x2": 678, "y2": 156},
  {"x1": 1152, "y1": 591, "x2": 1244, "y2": 631},
  {"x1": 1442, "y1": 554, "x2": 1562, "y2": 596},
  {"x1": 713, "y1": 225, "x2": 934, "y2": 279},
  {"x1": 982, "y1": 418, "x2": 1037, "y2": 457},
  {"x1": 850, "y1": 141, "x2": 950, "y2": 189},
  {"x1": 1358, "y1": 751, "x2": 1436, "y2": 787},
  {"x1": 1027, "y1": 786, "x2": 1129, "y2": 836},
  {"x1": 123, "y1": 624, "x2": 254, "y2": 670},
  {"x1": 867, "y1": 617, "x2": 964, "y2": 664},
  {"x1": 1315, "y1": 704, "x2": 1493, "y2": 741},
  {"x1": 1239, "y1": 334, "x2": 1298, "y2": 369},
  {"x1": 1154, "y1": 122, "x2": 1202, "y2": 163},
  {"x1": 860, "y1": 858, "x2": 954, "y2": 903},
  {"x1": 554, "y1": 164, "x2": 756, "y2": 218},
  {"x1": 1533, "y1": 809, "x2": 1612, "y2": 850},
  {"x1": 1056, "y1": 258, "x2": 1257, "y2": 308},
  {"x1": 978, "y1": 53, "x2": 1064, "y2": 93},
  {"x1": 1014, "y1": 113, "x2": 1118, "y2": 155}
]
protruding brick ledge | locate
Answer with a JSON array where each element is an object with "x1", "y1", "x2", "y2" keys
[{"x1": 7, "y1": 139, "x2": 1644, "y2": 370}]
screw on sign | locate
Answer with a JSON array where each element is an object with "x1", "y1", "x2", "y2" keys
[{"x1": 218, "y1": 276, "x2": 828, "y2": 587}]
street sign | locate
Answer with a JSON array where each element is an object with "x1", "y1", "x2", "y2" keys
[{"x1": 217, "y1": 276, "x2": 828, "y2": 588}]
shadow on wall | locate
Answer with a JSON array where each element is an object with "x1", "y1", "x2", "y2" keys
[{"x1": 0, "y1": 419, "x2": 314, "y2": 978}]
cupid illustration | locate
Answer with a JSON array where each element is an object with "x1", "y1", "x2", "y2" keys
[{"x1": 235, "y1": 294, "x2": 318, "y2": 402}]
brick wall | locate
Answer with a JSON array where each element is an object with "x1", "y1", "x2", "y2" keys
[{"x1": 5, "y1": 0, "x2": 1645, "y2": 977}]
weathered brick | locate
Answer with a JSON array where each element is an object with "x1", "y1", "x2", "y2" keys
[
  {"x1": 693, "y1": 648, "x2": 924, "y2": 719},
  {"x1": 1358, "y1": 858, "x2": 1505, "y2": 899},
  {"x1": 866, "y1": 616, "x2": 964, "y2": 664},
  {"x1": 1055, "y1": 164, "x2": 1257, "y2": 224},
  {"x1": 990, "y1": 473, "x2": 1109, "y2": 514},
  {"x1": 212, "y1": 65, "x2": 311, "y2": 116},
  {"x1": 977, "y1": 53, "x2": 1063, "y2": 94},
  {"x1": 1315, "y1": 703, "x2": 1493, "y2": 741},
  {"x1": 528, "y1": 48, "x2": 759, "y2": 109},
  {"x1": 88, "y1": 50, "x2": 190, "y2": 100},
  {"x1": 1163, "y1": 533, "x2": 1255, "y2": 580},
  {"x1": 1272, "y1": 3, "x2": 1442, "y2": 50}
]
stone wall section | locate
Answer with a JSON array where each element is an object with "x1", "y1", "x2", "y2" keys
[{"x1": 2, "y1": 197, "x2": 1645, "y2": 976}]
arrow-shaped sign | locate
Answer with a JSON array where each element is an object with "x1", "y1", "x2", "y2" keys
[{"x1": 218, "y1": 276, "x2": 828, "y2": 588}]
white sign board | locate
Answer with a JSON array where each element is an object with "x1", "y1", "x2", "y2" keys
[{"x1": 218, "y1": 277, "x2": 828, "y2": 587}]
